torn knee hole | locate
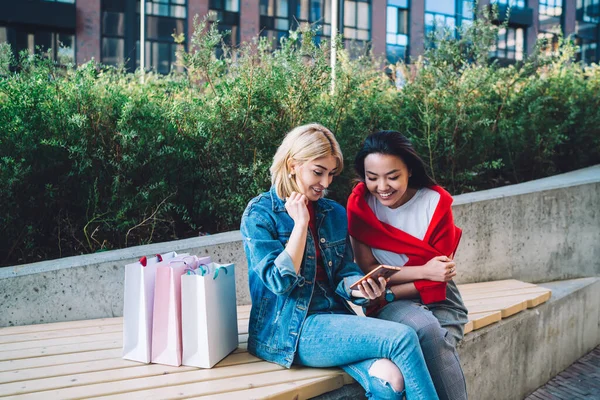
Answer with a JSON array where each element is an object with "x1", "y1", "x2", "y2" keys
[{"x1": 368, "y1": 359, "x2": 405, "y2": 393}]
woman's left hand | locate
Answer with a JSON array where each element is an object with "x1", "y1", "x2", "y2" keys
[{"x1": 352, "y1": 277, "x2": 387, "y2": 300}]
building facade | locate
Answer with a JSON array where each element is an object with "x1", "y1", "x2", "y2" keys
[{"x1": 1, "y1": 0, "x2": 598, "y2": 71}]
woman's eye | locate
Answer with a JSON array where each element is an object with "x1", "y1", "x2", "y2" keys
[
  {"x1": 313, "y1": 171, "x2": 323, "y2": 176},
  {"x1": 367, "y1": 178, "x2": 377, "y2": 182},
  {"x1": 389, "y1": 176, "x2": 399, "y2": 181}
]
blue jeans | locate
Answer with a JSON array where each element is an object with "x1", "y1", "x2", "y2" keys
[{"x1": 294, "y1": 313, "x2": 439, "y2": 400}]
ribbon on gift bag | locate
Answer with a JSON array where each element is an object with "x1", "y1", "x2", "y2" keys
[
  {"x1": 150, "y1": 255, "x2": 210, "y2": 366},
  {"x1": 122, "y1": 251, "x2": 181, "y2": 363},
  {"x1": 181, "y1": 263, "x2": 239, "y2": 368}
]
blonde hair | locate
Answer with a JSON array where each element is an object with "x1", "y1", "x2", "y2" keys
[{"x1": 270, "y1": 124, "x2": 344, "y2": 199}]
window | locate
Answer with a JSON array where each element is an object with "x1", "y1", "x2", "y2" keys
[
  {"x1": 494, "y1": 0, "x2": 526, "y2": 8},
  {"x1": 575, "y1": 0, "x2": 600, "y2": 63},
  {"x1": 538, "y1": 0, "x2": 563, "y2": 52},
  {"x1": 343, "y1": 0, "x2": 371, "y2": 41},
  {"x1": 209, "y1": 0, "x2": 240, "y2": 50},
  {"x1": 294, "y1": 0, "x2": 333, "y2": 41},
  {"x1": 259, "y1": 0, "x2": 290, "y2": 47},
  {"x1": 143, "y1": 0, "x2": 187, "y2": 18},
  {"x1": 0, "y1": 27, "x2": 7, "y2": 44},
  {"x1": 136, "y1": 15, "x2": 186, "y2": 73},
  {"x1": 101, "y1": 10, "x2": 126, "y2": 66},
  {"x1": 386, "y1": 0, "x2": 409, "y2": 64},
  {"x1": 425, "y1": 0, "x2": 474, "y2": 44},
  {"x1": 425, "y1": 0, "x2": 456, "y2": 44},
  {"x1": 101, "y1": 0, "x2": 186, "y2": 73},
  {"x1": 42, "y1": 0, "x2": 76, "y2": 3},
  {"x1": 490, "y1": 26, "x2": 524, "y2": 60}
]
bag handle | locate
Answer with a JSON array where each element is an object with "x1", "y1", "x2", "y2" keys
[
  {"x1": 213, "y1": 265, "x2": 229, "y2": 280},
  {"x1": 185, "y1": 264, "x2": 209, "y2": 276}
]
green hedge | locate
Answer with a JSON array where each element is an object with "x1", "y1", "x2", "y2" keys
[{"x1": 1, "y1": 16, "x2": 599, "y2": 266}]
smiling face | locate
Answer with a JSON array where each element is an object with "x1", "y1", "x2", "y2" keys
[
  {"x1": 364, "y1": 153, "x2": 416, "y2": 209},
  {"x1": 290, "y1": 155, "x2": 338, "y2": 202}
]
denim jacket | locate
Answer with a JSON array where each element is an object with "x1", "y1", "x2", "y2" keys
[{"x1": 240, "y1": 187, "x2": 367, "y2": 368}]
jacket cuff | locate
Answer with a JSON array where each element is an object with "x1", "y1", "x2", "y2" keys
[
  {"x1": 339, "y1": 276, "x2": 370, "y2": 306},
  {"x1": 274, "y1": 250, "x2": 298, "y2": 278}
]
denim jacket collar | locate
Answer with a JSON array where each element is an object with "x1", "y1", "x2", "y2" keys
[{"x1": 269, "y1": 186, "x2": 334, "y2": 214}]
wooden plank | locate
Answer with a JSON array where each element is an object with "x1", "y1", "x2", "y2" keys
[
  {"x1": 0, "y1": 324, "x2": 123, "y2": 345},
  {"x1": 0, "y1": 338, "x2": 121, "y2": 362},
  {"x1": 0, "y1": 318, "x2": 123, "y2": 336},
  {"x1": 465, "y1": 292, "x2": 551, "y2": 310},
  {"x1": 0, "y1": 350, "x2": 260, "y2": 395},
  {"x1": 457, "y1": 280, "x2": 537, "y2": 292},
  {"x1": 0, "y1": 348, "x2": 122, "y2": 372},
  {"x1": 464, "y1": 298, "x2": 527, "y2": 318},
  {"x1": 9, "y1": 362, "x2": 285, "y2": 400},
  {"x1": 90, "y1": 367, "x2": 344, "y2": 400},
  {"x1": 467, "y1": 311, "x2": 502, "y2": 330},
  {"x1": 461, "y1": 287, "x2": 550, "y2": 300},
  {"x1": 463, "y1": 321, "x2": 473, "y2": 334},
  {"x1": 0, "y1": 358, "x2": 140, "y2": 384},
  {"x1": 190, "y1": 375, "x2": 346, "y2": 400},
  {"x1": 0, "y1": 332, "x2": 123, "y2": 352}
]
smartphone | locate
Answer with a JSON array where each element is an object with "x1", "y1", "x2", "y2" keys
[{"x1": 349, "y1": 265, "x2": 403, "y2": 290}]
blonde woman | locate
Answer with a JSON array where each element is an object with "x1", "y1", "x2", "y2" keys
[{"x1": 240, "y1": 124, "x2": 438, "y2": 400}]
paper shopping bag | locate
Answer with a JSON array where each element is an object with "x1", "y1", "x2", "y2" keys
[
  {"x1": 181, "y1": 263, "x2": 238, "y2": 368},
  {"x1": 151, "y1": 255, "x2": 210, "y2": 366},
  {"x1": 122, "y1": 251, "x2": 179, "y2": 363}
]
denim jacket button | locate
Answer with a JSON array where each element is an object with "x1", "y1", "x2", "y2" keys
[
  {"x1": 320, "y1": 238, "x2": 326, "y2": 243},
  {"x1": 328, "y1": 261, "x2": 332, "y2": 266}
]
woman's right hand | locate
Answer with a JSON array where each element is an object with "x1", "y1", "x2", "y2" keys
[
  {"x1": 422, "y1": 255, "x2": 456, "y2": 282},
  {"x1": 285, "y1": 191, "x2": 309, "y2": 226}
]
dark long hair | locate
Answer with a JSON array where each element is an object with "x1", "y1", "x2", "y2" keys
[{"x1": 354, "y1": 131, "x2": 437, "y2": 188}]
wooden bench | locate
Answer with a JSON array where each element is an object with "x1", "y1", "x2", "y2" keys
[{"x1": 0, "y1": 280, "x2": 551, "y2": 399}]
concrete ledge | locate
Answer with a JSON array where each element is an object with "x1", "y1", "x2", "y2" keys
[
  {"x1": 314, "y1": 277, "x2": 600, "y2": 400},
  {"x1": 1, "y1": 165, "x2": 599, "y2": 327},
  {"x1": 453, "y1": 165, "x2": 600, "y2": 284}
]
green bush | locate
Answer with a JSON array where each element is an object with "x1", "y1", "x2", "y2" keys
[{"x1": 1, "y1": 15, "x2": 599, "y2": 266}]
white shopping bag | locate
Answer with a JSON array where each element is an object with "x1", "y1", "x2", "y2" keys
[
  {"x1": 151, "y1": 255, "x2": 210, "y2": 366},
  {"x1": 181, "y1": 263, "x2": 238, "y2": 368},
  {"x1": 122, "y1": 251, "x2": 180, "y2": 363}
]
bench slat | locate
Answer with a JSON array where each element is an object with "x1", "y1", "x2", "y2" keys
[
  {"x1": 0, "y1": 318, "x2": 123, "y2": 336},
  {"x1": 90, "y1": 367, "x2": 345, "y2": 400},
  {"x1": 0, "y1": 332, "x2": 123, "y2": 352},
  {"x1": 0, "y1": 324, "x2": 123, "y2": 345},
  {"x1": 190, "y1": 375, "x2": 346, "y2": 400},
  {"x1": 0, "y1": 348, "x2": 123, "y2": 372},
  {"x1": 467, "y1": 311, "x2": 502, "y2": 330},
  {"x1": 457, "y1": 279, "x2": 537, "y2": 292},
  {"x1": 0, "y1": 339, "x2": 121, "y2": 362},
  {"x1": 464, "y1": 298, "x2": 527, "y2": 318},
  {"x1": 7, "y1": 362, "x2": 285, "y2": 400}
]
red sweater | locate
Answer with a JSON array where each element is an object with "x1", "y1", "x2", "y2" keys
[{"x1": 347, "y1": 182, "x2": 462, "y2": 304}]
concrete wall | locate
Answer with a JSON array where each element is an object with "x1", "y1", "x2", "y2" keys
[
  {"x1": 1, "y1": 165, "x2": 599, "y2": 327},
  {"x1": 459, "y1": 277, "x2": 600, "y2": 400}
]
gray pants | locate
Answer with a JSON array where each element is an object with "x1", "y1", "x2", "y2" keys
[{"x1": 376, "y1": 281, "x2": 469, "y2": 400}]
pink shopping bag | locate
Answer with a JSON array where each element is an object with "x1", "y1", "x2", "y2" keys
[
  {"x1": 151, "y1": 255, "x2": 210, "y2": 366},
  {"x1": 122, "y1": 251, "x2": 180, "y2": 363}
]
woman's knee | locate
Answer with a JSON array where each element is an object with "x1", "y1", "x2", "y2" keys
[{"x1": 368, "y1": 358, "x2": 405, "y2": 395}]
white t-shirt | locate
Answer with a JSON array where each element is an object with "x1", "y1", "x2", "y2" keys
[{"x1": 366, "y1": 188, "x2": 440, "y2": 266}]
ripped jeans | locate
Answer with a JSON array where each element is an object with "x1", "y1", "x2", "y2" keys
[{"x1": 294, "y1": 312, "x2": 439, "y2": 400}]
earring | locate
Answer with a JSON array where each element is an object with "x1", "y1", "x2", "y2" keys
[{"x1": 288, "y1": 173, "x2": 294, "y2": 179}]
